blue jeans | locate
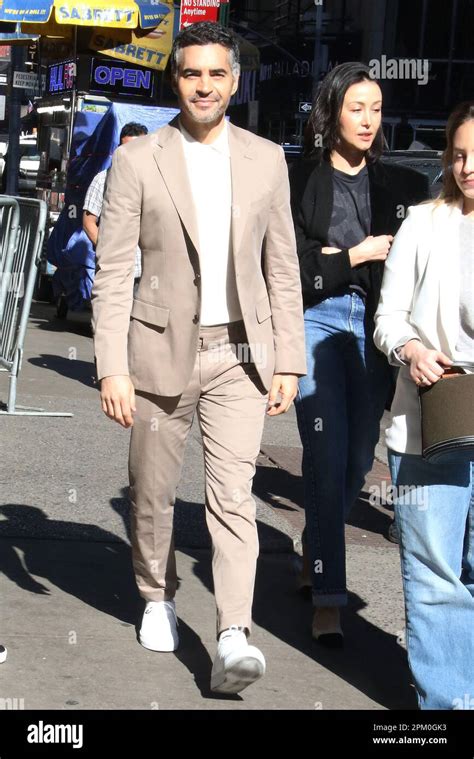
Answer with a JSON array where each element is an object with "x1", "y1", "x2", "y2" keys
[
  {"x1": 388, "y1": 450, "x2": 474, "y2": 710},
  {"x1": 295, "y1": 293, "x2": 391, "y2": 606}
]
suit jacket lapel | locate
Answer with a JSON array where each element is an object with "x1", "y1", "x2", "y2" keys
[
  {"x1": 228, "y1": 123, "x2": 253, "y2": 257},
  {"x1": 152, "y1": 117, "x2": 201, "y2": 257}
]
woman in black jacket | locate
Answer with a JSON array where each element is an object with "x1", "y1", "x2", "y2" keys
[{"x1": 290, "y1": 62, "x2": 429, "y2": 645}]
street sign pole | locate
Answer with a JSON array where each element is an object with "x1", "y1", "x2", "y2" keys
[
  {"x1": 312, "y1": 2, "x2": 323, "y2": 98},
  {"x1": 219, "y1": 0, "x2": 230, "y2": 26}
]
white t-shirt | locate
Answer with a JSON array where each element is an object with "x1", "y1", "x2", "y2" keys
[{"x1": 179, "y1": 120, "x2": 242, "y2": 326}]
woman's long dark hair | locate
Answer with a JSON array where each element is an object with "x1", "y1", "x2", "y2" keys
[
  {"x1": 439, "y1": 101, "x2": 474, "y2": 205},
  {"x1": 304, "y1": 62, "x2": 384, "y2": 163}
]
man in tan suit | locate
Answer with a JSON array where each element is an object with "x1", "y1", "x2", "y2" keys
[{"x1": 91, "y1": 22, "x2": 306, "y2": 694}]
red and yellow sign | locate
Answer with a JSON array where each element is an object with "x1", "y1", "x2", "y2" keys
[
  {"x1": 88, "y1": 3, "x2": 174, "y2": 72},
  {"x1": 179, "y1": 0, "x2": 221, "y2": 30}
]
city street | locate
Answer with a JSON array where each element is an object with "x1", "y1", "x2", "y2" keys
[
  {"x1": 0, "y1": 2, "x2": 471, "y2": 753},
  {"x1": 0, "y1": 300, "x2": 413, "y2": 710}
]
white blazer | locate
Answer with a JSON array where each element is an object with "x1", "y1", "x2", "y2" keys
[{"x1": 374, "y1": 199, "x2": 466, "y2": 454}]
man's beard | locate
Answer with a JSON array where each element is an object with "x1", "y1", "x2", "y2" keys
[{"x1": 185, "y1": 98, "x2": 227, "y2": 124}]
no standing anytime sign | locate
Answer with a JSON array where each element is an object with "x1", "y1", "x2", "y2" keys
[{"x1": 179, "y1": 0, "x2": 223, "y2": 29}]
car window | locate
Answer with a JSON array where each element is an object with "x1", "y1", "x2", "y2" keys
[{"x1": 20, "y1": 144, "x2": 40, "y2": 160}]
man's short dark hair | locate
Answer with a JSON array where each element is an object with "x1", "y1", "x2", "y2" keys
[
  {"x1": 170, "y1": 22, "x2": 240, "y2": 80},
  {"x1": 120, "y1": 122, "x2": 148, "y2": 141}
]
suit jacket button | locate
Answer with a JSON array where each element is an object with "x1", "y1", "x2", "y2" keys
[
  {"x1": 192, "y1": 314, "x2": 199, "y2": 324},
  {"x1": 194, "y1": 275, "x2": 201, "y2": 286}
]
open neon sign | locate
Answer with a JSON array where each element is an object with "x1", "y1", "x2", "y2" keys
[{"x1": 89, "y1": 58, "x2": 154, "y2": 98}]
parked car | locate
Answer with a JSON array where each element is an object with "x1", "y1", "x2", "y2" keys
[
  {"x1": 281, "y1": 143, "x2": 303, "y2": 168},
  {"x1": 0, "y1": 135, "x2": 40, "y2": 196},
  {"x1": 18, "y1": 137, "x2": 41, "y2": 195},
  {"x1": 0, "y1": 138, "x2": 6, "y2": 183},
  {"x1": 381, "y1": 149, "x2": 443, "y2": 198},
  {"x1": 281, "y1": 144, "x2": 442, "y2": 198}
]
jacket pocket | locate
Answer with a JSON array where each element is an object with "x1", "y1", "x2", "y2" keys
[
  {"x1": 256, "y1": 295, "x2": 272, "y2": 323},
  {"x1": 131, "y1": 298, "x2": 170, "y2": 328}
]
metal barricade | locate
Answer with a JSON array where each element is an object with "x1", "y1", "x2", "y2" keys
[
  {"x1": 0, "y1": 196, "x2": 72, "y2": 416},
  {"x1": 0, "y1": 197, "x2": 20, "y2": 324}
]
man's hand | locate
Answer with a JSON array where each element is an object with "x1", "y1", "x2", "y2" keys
[
  {"x1": 267, "y1": 373, "x2": 298, "y2": 416},
  {"x1": 100, "y1": 375, "x2": 136, "y2": 428},
  {"x1": 83, "y1": 210, "x2": 99, "y2": 247}
]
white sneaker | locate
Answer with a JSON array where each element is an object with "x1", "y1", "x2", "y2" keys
[
  {"x1": 139, "y1": 600, "x2": 179, "y2": 652},
  {"x1": 211, "y1": 625, "x2": 265, "y2": 694},
  {"x1": 0, "y1": 645, "x2": 7, "y2": 664}
]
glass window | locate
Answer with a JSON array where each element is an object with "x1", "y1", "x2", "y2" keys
[
  {"x1": 394, "y1": 0, "x2": 423, "y2": 57},
  {"x1": 448, "y1": 63, "x2": 474, "y2": 108},
  {"x1": 453, "y1": 0, "x2": 474, "y2": 59},
  {"x1": 423, "y1": 0, "x2": 452, "y2": 58},
  {"x1": 20, "y1": 144, "x2": 41, "y2": 161}
]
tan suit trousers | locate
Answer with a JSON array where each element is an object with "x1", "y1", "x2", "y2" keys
[{"x1": 128, "y1": 320, "x2": 269, "y2": 635}]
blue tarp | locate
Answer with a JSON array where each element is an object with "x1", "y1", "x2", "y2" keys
[{"x1": 47, "y1": 102, "x2": 178, "y2": 310}]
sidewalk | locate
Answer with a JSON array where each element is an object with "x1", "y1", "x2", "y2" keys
[{"x1": 0, "y1": 301, "x2": 413, "y2": 710}]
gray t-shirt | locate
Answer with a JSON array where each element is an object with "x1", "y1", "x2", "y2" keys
[
  {"x1": 327, "y1": 165, "x2": 371, "y2": 295},
  {"x1": 455, "y1": 215, "x2": 474, "y2": 364}
]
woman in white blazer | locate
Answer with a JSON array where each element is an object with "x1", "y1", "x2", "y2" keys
[{"x1": 374, "y1": 101, "x2": 474, "y2": 710}]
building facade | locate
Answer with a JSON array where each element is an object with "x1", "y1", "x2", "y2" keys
[{"x1": 230, "y1": 0, "x2": 474, "y2": 147}]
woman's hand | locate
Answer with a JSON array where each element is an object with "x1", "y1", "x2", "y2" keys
[
  {"x1": 401, "y1": 339, "x2": 453, "y2": 387},
  {"x1": 349, "y1": 235, "x2": 393, "y2": 266}
]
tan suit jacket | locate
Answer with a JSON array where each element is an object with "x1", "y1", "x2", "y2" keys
[{"x1": 91, "y1": 117, "x2": 306, "y2": 396}]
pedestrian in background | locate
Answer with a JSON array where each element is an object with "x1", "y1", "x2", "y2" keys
[
  {"x1": 290, "y1": 62, "x2": 429, "y2": 646},
  {"x1": 374, "y1": 101, "x2": 474, "y2": 709},
  {"x1": 83, "y1": 122, "x2": 148, "y2": 294}
]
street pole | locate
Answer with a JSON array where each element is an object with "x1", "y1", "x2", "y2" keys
[
  {"x1": 312, "y1": 1, "x2": 323, "y2": 99},
  {"x1": 219, "y1": 0, "x2": 230, "y2": 27},
  {"x1": 67, "y1": 26, "x2": 77, "y2": 155},
  {"x1": 6, "y1": 43, "x2": 26, "y2": 196}
]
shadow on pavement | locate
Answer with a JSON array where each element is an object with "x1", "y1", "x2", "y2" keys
[
  {"x1": 0, "y1": 491, "x2": 413, "y2": 708},
  {"x1": 29, "y1": 354, "x2": 96, "y2": 389},
  {"x1": 254, "y1": 461, "x2": 395, "y2": 540},
  {"x1": 0, "y1": 504, "x2": 139, "y2": 625},
  {"x1": 348, "y1": 491, "x2": 394, "y2": 536},
  {"x1": 183, "y1": 545, "x2": 415, "y2": 710},
  {"x1": 30, "y1": 300, "x2": 92, "y2": 338}
]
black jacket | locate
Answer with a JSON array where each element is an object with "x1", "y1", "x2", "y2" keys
[{"x1": 289, "y1": 159, "x2": 430, "y2": 319}]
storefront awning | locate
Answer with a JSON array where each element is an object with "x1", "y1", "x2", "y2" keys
[
  {"x1": 0, "y1": 0, "x2": 172, "y2": 30},
  {"x1": 235, "y1": 35, "x2": 260, "y2": 71}
]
